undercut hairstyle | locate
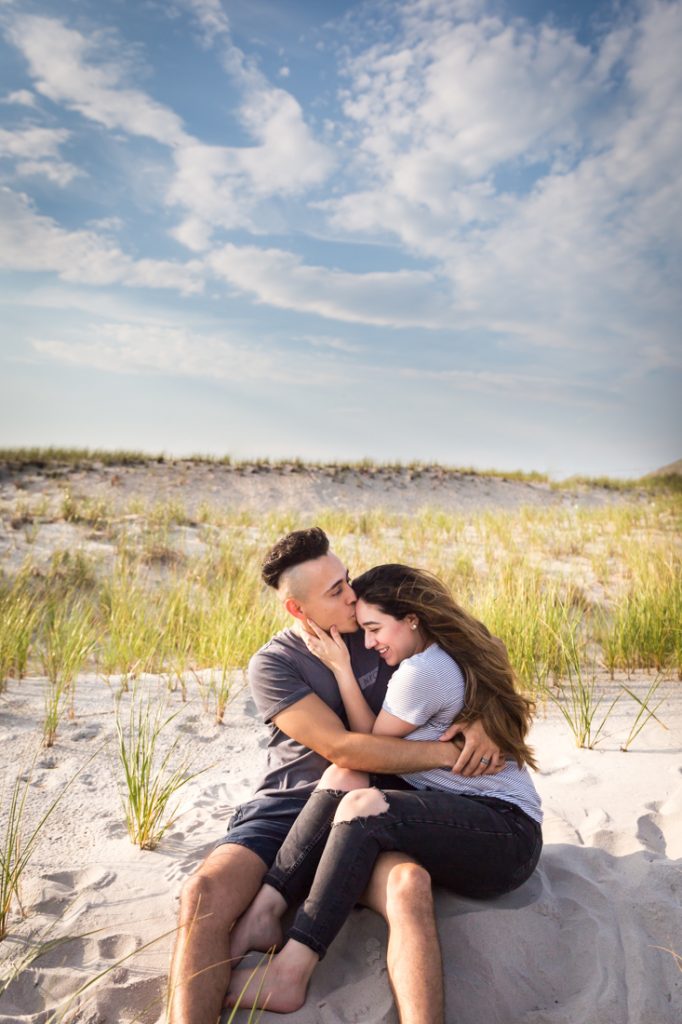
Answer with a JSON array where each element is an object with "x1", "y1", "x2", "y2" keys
[
  {"x1": 261, "y1": 527, "x2": 330, "y2": 590},
  {"x1": 353, "y1": 564, "x2": 537, "y2": 770}
]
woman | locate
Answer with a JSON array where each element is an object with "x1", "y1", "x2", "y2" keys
[{"x1": 228, "y1": 564, "x2": 543, "y2": 1013}]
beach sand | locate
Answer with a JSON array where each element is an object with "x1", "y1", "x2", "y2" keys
[
  {"x1": 1, "y1": 671, "x2": 680, "y2": 1024},
  {"x1": 0, "y1": 460, "x2": 680, "y2": 1023}
]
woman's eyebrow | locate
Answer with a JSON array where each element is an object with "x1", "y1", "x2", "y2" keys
[{"x1": 359, "y1": 619, "x2": 380, "y2": 627}]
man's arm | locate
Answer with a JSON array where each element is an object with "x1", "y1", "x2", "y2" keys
[{"x1": 273, "y1": 693, "x2": 459, "y2": 774}]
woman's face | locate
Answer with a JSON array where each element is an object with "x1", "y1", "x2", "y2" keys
[{"x1": 356, "y1": 599, "x2": 423, "y2": 666}]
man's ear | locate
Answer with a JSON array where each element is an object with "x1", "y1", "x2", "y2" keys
[{"x1": 284, "y1": 596, "x2": 305, "y2": 622}]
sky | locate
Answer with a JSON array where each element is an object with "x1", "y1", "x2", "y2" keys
[{"x1": 0, "y1": 0, "x2": 680, "y2": 478}]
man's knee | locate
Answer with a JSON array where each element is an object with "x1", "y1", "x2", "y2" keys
[
  {"x1": 178, "y1": 846, "x2": 265, "y2": 926},
  {"x1": 385, "y1": 861, "x2": 433, "y2": 918},
  {"x1": 180, "y1": 871, "x2": 219, "y2": 920},
  {"x1": 333, "y1": 787, "x2": 389, "y2": 824}
]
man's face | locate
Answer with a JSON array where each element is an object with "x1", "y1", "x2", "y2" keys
[{"x1": 292, "y1": 552, "x2": 358, "y2": 633}]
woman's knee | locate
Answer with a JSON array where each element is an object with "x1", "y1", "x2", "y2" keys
[
  {"x1": 333, "y1": 787, "x2": 389, "y2": 824},
  {"x1": 385, "y1": 861, "x2": 433, "y2": 915},
  {"x1": 317, "y1": 764, "x2": 369, "y2": 792}
]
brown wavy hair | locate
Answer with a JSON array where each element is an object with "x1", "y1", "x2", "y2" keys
[{"x1": 352, "y1": 564, "x2": 537, "y2": 770}]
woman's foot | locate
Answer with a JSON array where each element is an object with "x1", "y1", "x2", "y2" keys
[
  {"x1": 226, "y1": 940, "x2": 318, "y2": 1013},
  {"x1": 229, "y1": 884, "x2": 286, "y2": 964}
]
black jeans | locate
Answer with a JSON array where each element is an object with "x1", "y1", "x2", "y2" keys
[{"x1": 264, "y1": 786, "x2": 543, "y2": 959}]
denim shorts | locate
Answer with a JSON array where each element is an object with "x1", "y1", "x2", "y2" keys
[{"x1": 215, "y1": 792, "x2": 311, "y2": 868}]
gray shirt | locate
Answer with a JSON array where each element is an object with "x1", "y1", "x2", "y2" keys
[{"x1": 248, "y1": 628, "x2": 394, "y2": 797}]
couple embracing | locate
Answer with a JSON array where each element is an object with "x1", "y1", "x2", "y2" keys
[{"x1": 169, "y1": 527, "x2": 543, "y2": 1023}]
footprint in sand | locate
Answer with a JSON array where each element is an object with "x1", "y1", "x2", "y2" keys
[
  {"x1": 70, "y1": 722, "x2": 102, "y2": 741},
  {"x1": 636, "y1": 809, "x2": 667, "y2": 855},
  {"x1": 97, "y1": 933, "x2": 139, "y2": 960},
  {"x1": 44, "y1": 866, "x2": 116, "y2": 891}
]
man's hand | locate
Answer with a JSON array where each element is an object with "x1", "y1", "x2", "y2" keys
[
  {"x1": 302, "y1": 619, "x2": 352, "y2": 677},
  {"x1": 439, "y1": 718, "x2": 505, "y2": 776}
]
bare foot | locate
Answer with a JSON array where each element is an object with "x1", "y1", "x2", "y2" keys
[
  {"x1": 230, "y1": 885, "x2": 285, "y2": 964},
  {"x1": 226, "y1": 941, "x2": 318, "y2": 1013}
]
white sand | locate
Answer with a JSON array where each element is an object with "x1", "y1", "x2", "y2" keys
[{"x1": 1, "y1": 671, "x2": 680, "y2": 1024}]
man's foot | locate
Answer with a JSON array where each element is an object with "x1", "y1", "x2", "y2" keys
[
  {"x1": 225, "y1": 941, "x2": 318, "y2": 1013},
  {"x1": 229, "y1": 884, "x2": 286, "y2": 964}
]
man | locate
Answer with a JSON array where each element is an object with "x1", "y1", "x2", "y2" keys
[{"x1": 169, "y1": 527, "x2": 501, "y2": 1024}]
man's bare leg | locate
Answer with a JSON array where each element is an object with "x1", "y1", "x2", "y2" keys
[
  {"x1": 230, "y1": 764, "x2": 368, "y2": 963},
  {"x1": 362, "y1": 852, "x2": 444, "y2": 1024},
  {"x1": 168, "y1": 843, "x2": 267, "y2": 1024}
]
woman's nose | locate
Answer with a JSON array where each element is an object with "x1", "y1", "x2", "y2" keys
[{"x1": 364, "y1": 632, "x2": 375, "y2": 649}]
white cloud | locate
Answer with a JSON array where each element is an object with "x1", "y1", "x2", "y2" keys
[
  {"x1": 2, "y1": 89, "x2": 37, "y2": 107},
  {"x1": 0, "y1": 187, "x2": 204, "y2": 294},
  {"x1": 322, "y1": 0, "x2": 681, "y2": 359},
  {"x1": 208, "y1": 242, "x2": 449, "y2": 327},
  {"x1": 30, "y1": 320, "x2": 341, "y2": 387},
  {"x1": 4, "y1": 12, "x2": 334, "y2": 249},
  {"x1": 172, "y1": 0, "x2": 230, "y2": 45},
  {"x1": 398, "y1": 365, "x2": 612, "y2": 408},
  {"x1": 6, "y1": 16, "x2": 189, "y2": 147},
  {"x1": 167, "y1": 73, "x2": 334, "y2": 246},
  {"x1": 32, "y1": 322, "x2": 272, "y2": 382},
  {"x1": 299, "y1": 335, "x2": 363, "y2": 354},
  {"x1": 0, "y1": 125, "x2": 67, "y2": 159},
  {"x1": 0, "y1": 125, "x2": 82, "y2": 185},
  {"x1": 13, "y1": 158, "x2": 81, "y2": 186}
]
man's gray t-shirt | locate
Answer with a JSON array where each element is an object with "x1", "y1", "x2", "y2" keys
[{"x1": 248, "y1": 628, "x2": 394, "y2": 797}]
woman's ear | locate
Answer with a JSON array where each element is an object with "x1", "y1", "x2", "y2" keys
[{"x1": 407, "y1": 615, "x2": 419, "y2": 631}]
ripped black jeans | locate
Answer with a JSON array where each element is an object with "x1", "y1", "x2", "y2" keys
[{"x1": 263, "y1": 785, "x2": 543, "y2": 959}]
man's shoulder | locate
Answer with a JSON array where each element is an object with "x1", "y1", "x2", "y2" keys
[
  {"x1": 251, "y1": 628, "x2": 300, "y2": 659},
  {"x1": 249, "y1": 629, "x2": 307, "y2": 674}
]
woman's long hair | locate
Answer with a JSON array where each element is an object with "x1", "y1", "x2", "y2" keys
[{"x1": 353, "y1": 564, "x2": 537, "y2": 770}]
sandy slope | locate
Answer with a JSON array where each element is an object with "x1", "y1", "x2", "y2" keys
[
  {"x1": 0, "y1": 460, "x2": 642, "y2": 521},
  {"x1": 1, "y1": 672, "x2": 680, "y2": 1024}
]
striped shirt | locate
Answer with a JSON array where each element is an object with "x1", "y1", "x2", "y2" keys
[{"x1": 382, "y1": 644, "x2": 543, "y2": 823}]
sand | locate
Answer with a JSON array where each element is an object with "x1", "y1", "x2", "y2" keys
[
  {"x1": 1, "y1": 670, "x2": 680, "y2": 1024},
  {"x1": 0, "y1": 462, "x2": 680, "y2": 1023}
]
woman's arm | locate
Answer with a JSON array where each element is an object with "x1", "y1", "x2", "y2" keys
[{"x1": 302, "y1": 621, "x2": 377, "y2": 733}]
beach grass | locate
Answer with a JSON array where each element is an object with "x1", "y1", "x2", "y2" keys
[
  {"x1": 0, "y1": 751, "x2": 88, "y2": 941},
  {"x1": 0, "y1": 486, "x2": 679, "y2": 739},
  {"x1": 114, "y1": 689, "x2": 208, "y2": 850}
]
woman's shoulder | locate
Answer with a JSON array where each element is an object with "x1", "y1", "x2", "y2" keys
[{"x1": 401, "y1": 644, "x2": 463, "y2": 680}]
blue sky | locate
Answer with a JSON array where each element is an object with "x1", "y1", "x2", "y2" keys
[{"x1": 0, "y1": 0, "x2": 679, "y2": 477}]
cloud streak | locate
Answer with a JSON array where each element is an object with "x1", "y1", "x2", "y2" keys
[
  {"x1": 0, "y1": 188, "x2": 204, "y2": 294},
  {"x1": 208, "y1": 242, "x2": 449, "y2": 327}
]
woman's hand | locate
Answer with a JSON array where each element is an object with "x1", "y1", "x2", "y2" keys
[
  {"x1": 439, "y1": 718, "x2": 505, "y2": 776},
  {"x1": 302, "y1": 619, "x2": 352, "y2": 677}
]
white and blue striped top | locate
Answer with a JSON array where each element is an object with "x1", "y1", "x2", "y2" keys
[{"x1": 382, "y1": 644, "x2": 543, "y2": 823}]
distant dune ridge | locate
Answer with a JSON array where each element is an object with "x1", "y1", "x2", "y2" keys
[{"x1": 647, "y1": 458, "x2": 682, "y2": 476}]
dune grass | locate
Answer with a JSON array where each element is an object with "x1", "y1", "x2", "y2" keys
[
  {"x1": 39, "y1": 600, "x2": 97, "y2": 745},
  {"x1": 0, "y1": 493, "x2": 679, "y2": 745},
  {"x1": 115, "y1": 689, "x2": 208, "y2": 850},
  {"x1": 0, "y1": 585, "x2": 36, "y2": 691},
  {"x1": 0, "y1": 752, "x2": 90, "y2": 941}
]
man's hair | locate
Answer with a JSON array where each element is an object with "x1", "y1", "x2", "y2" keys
[{"x1": 261, "y1": 526, "x2": 330, "y2": 590}]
